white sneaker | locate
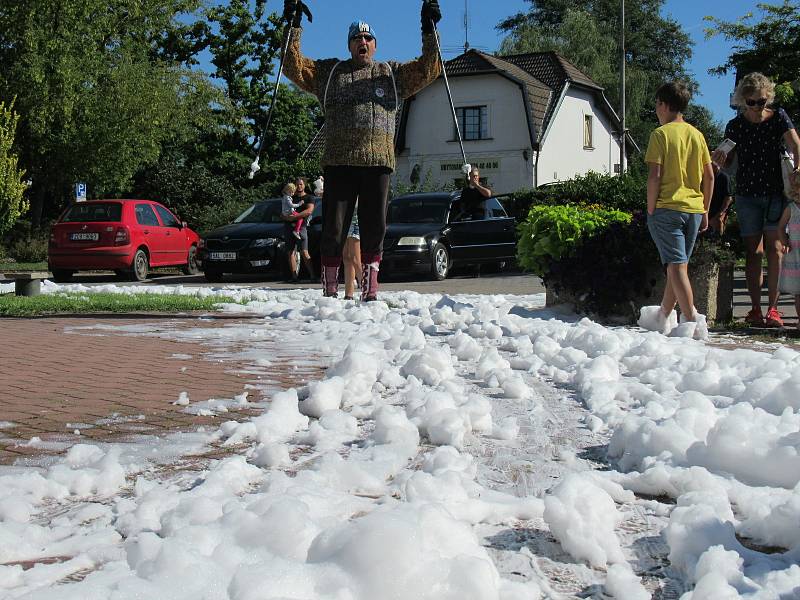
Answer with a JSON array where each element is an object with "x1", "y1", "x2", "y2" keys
[
  {"x1": 678, "y1": 309, "x2": 708, "y2": 341},
  {"x1": 638, "y1": 305, "x2": 677, "y2": 335},
  {"x1": 669, "y1": 321, "x2": 696, "y2": 338}
]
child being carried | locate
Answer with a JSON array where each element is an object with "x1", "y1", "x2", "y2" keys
[{"x1": 281, "y1": 182, "x2": 304, "y2": 239}]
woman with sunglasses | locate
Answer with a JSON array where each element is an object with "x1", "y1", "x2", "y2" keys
[{"x1": 712, "y1": 72, "x2": 800, "y2": 327}]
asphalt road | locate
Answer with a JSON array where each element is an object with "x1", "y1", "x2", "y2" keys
[{"x1": 48, "y1": 267, "x2": 547, "y2": 297}]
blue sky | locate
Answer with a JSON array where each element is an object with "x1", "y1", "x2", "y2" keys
[{"x1": 279, "y1": 0, "x2": 765, "y2": 124}]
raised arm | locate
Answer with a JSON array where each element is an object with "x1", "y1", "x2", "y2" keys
[
  {"x1": 283, "y1": 27, "x2": 320, "y2": 95},
  {"x1": 393, "y1": 33, "x2": 441, "y2": 99},
  {"x1": 393, "y1": 2, "x2": 442, "y2": 98}
]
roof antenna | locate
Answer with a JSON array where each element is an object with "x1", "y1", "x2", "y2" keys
[{"x1": 463, "y1": 0, "x2": 470, "y2": 53}]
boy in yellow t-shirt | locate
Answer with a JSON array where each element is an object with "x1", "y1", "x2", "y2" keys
[{"x1": 638, "y1": 81, "x2": 715, "y2": 339}]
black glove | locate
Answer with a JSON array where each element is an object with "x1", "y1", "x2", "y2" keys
[
  {"x1": 421, "y1": 0, "x2": 441, "y2": 34},
  {"x1": 283, "y1": 0, "x2": 312, "y2": 27}
]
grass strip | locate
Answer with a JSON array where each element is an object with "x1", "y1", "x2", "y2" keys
[
  {"x1": 0, "y1": 262, "x2": 49, "y2": 272},
  {"x1": 0, "y1": 291, "x2": 240, "y2": 317}
]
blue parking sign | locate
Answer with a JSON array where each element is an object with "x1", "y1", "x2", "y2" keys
[{"x1": 75, "y1": 182, "x2": 87, "y2": 202}]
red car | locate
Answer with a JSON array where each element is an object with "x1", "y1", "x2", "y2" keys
[{"x1": 48, "y1": 199, "x2": 201, "y2": 282}]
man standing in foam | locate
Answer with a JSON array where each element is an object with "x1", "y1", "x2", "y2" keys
[
  {"x1": 282, "y1": 0, "x2": 442, "y2": 301},
  {"x1": 639, "y1": 82, "x2": 714, "y2": 339}
]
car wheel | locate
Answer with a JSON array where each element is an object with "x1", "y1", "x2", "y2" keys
[
  {"x1": 182, "y1": 245, "x2": 200, "y2": 275},
  {"x1": 430, "y1": 243, "x2": 450, "y2": 281},
  {"x1": 130, "y1": 249, "x2": 149, "y2": 281},
  {"x1": 51, "y1": 269, "x2": 74, "y2": 283},
  {"x1": 204, "y1": 268, "x2": 224, "y2": 283},
  {"x1": 281, "y1": 248, "x2": 301, "y2": 280}
]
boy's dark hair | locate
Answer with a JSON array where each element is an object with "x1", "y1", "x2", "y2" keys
[{"x1": 655, "y1": 81, "x2": 691, "y2": 113}]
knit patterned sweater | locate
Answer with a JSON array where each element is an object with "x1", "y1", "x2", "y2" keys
[{"x1": 284, "y1": 28, "x2": 441, "y2": 171}]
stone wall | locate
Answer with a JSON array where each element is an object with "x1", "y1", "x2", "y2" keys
[{"x1": 545, "y1": 262, "x2": 734, "y2": 325}]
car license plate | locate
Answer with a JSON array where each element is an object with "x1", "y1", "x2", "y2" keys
[
  {"x1": 210, "y1": 252, "x2": 237, "y2": 260},
  {"x1": 70, "y1": 232, "x2": 99, "y2": 241}
]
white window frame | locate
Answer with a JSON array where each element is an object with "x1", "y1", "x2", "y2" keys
[{"x1": 583, "y1": 113, "x2": 594, "y2": 150}]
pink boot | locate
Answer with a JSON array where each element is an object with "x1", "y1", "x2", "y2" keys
[
  {"x1": 321, "y1": 264, "x2": 340, "y2": 297},
  {"x1": 361, "y1": 261, "x2": 380, "y2": 302}
]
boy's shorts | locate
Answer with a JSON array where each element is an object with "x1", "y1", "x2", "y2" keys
[
  {"x1": 735, "y1": 194, "x2": 787, "y2": 237},
  {"x1": 647, "y1": 208, "x2": 702, "y2": 265}
]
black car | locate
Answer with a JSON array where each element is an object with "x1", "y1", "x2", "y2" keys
[
  {"x1": 382, "y1": 191, "x2": 517, "y2": 280},
  {"x1": 198, "y1": 198, "x2": 321, "y2": 283}
]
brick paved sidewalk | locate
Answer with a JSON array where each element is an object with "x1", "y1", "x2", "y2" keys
[{"x1": 0, "y1": 315, "x2": 325, "y2": 465}]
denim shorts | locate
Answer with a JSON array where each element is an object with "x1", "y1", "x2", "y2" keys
[
  {"x1": 736, "y1": 194, "x2": 787, "y2": 237},
  {"x1": 347, "y1": 213, "x2": 360, "y2": 240},
  {"x1": 647, "y1": 208, "x2": 703, "y2": 265}
]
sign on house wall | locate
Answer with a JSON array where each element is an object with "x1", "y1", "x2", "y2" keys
[{"x1": 439, "y1": 159, "x2": 501, "y2": 173}]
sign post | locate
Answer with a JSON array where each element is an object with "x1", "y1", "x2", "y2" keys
[{"x1": 75, "y1": 182, "x2": 87, "y2": 202}]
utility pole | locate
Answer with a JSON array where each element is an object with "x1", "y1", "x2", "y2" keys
[
  {"x1": 619, "y1": 0, "x2": 627, "y2": 175},
  {"x1": 463, "y1": 0, "x2": 470, "y2": 53}
]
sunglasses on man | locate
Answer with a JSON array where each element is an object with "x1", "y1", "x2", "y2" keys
[
  {"x1": 351, "y1": 34, "x2": 374, "y2": 42},
  {"x1": 745, "y1": 98, "x2": 768, "y2": 107}
]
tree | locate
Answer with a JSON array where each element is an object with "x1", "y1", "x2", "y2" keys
[
  {"x1": 684, "y1": 104, "x2": 724, "y2": 150},
  {"x1": 200, "y1": 0, "x2": 322, "y2": 179},
  {"x1": 0, "y1": 0, "x2": 212, "y2": 226},
  {"x1": 128, "y1": 1, "x2": 323, "y2": 232},
  {"x1": 705, "y1": 1, "x2": 800, "y2": 123},
  {"x1": 497, "y1": 0, "x2": 696, "y2": 150},
  {"x1": 0, "y1": 99, "x2": 29, "y2": 236}
]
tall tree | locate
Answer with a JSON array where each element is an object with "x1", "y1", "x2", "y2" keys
[
  {"x1": 201, "y1": 0, "x2": 322, "y2": 178},
  {"x1": 131, "y1": 0, "x2": 323, "y2": 232},
  {"x1": 0, "y1": 99, "x2": 29, "y2": 236},
  {"x1": 0, "y1": 0, "x2": 212, "y2": 226},
  {"x1": 497, "y1": 0, "x2": 695, "y2": 150},
  {"x1": 705, "y1": 1, "x2": 800, "y2": 123}
]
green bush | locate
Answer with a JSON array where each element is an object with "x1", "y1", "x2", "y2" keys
[
  {"x1": 506, "y1": 171, "x2": 647, "y2": 220},
  {"x1": 531, "y1": 210, "x2": 738, "y2": 318},
  {"x1": 9, "y1": 233, "x2": 48, "y2": 263},
  {"x1": 516, "y1": 204, "x2": 631, "y2": 276}
]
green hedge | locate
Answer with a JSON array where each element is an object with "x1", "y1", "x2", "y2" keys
[
  {"x1": 505, "y1": 171, "x2": 647, "y2": 220},
  {"x1": 516, "y1": 205, "x2": 631, "y2": 276}
]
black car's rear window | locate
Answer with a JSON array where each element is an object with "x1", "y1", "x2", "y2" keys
[
  {"x1": 61, "y1": 203, "x2": 122, "y2": 223},
  {"x1": 235, "y1": 200, "x2": 284, "y2": 224},
  {"x1": 388, "y1": 197, "x2": 450, "y2": 223}
]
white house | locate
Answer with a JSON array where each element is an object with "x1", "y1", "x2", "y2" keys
[{"x1": 394, "y1": 49, "x2": 629, "y2": 194}]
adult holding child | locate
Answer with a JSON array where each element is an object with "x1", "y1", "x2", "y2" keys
[
  {"x1": 712, "y1": 72, "x2": 800, "y2": 327},
  {"x1": 639, "y1": 82, "x2": 715, "y2": 339},
  {"x1": 283, "y1": 177, "x2": 316, "y2": 282}
]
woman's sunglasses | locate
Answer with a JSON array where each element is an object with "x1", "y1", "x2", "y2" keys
[{"x1": 745, "y1": 98, "x2": 768, "y2": 107}]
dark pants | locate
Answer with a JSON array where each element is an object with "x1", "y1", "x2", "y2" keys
[{"x1": 321, "y1": 165, "x2": 391, "y2": 267}]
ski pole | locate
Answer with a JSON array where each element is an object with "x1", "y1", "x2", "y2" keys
[
  {"x1": 431, "y1": 19, "x2": 470, "y2": 179},
  {"x1": 249, "y1": 23, "x2": 294, "y2": 180}
]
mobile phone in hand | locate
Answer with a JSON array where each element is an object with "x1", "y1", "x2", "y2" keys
[{"x1": 715, "y1": 138, "x2": 736, "y2": 154}]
